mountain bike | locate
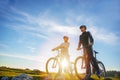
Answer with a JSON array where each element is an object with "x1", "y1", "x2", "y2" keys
[
  {"x1": 46, "y1": 49, "x2": 73, "y2": 80},
  {"x1": 46, "y1": 49, "x2": 72, "y2": 74},
  {"x1": 46, "y1": 50, "x2": 61, "y2": 74},
  {"x1": 74, "y1": 50, "x2": 106, "y2": 79}
]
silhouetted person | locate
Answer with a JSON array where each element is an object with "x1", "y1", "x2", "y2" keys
[
  {"x1": 77, "y1": 25, "x2": 100, "y2": 80},
  {"x1": 52, "y1": 36, "x2": 72, "y2": 73}
]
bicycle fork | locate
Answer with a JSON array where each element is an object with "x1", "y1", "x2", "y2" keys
[{"x1": 52, "y1": 60, "x2": 57, "y2": 68}]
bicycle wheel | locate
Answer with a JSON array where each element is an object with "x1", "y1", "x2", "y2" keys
[
  {"x1": 46, "y1": 57, "x2": 60, "y2": 74},
  {"x1": 97, "y1": 61, "x2": 106, "y2": 77},
  {"x1": 74, "y1": 56, "x2": 86, "y2": 79}
]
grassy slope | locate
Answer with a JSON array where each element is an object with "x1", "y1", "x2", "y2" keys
[{"x1": 0, "y1": 67, "x2": 120, "y2": 80}]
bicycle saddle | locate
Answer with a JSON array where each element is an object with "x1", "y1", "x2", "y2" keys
[{"x1": 94, "y1": 50, "x2": 99, "y2": 54}]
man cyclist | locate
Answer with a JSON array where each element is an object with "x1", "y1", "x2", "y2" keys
[
  {"x1": 52, "y1": 36, "x2": 71, "y2": 73},
  {"x1": 77, "y1": 25, "x2": 100, "y2": 80}
]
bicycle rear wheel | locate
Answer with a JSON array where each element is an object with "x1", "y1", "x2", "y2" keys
[
  {"x1": 74, "y1": 56, "x2": 86, "y2": 79},
  {"x1": 97, "y1": 61, "x2": 106, "y2": 77},
  {"x1": 46, "y1": 57, "x2": 60, "y2": 74}
]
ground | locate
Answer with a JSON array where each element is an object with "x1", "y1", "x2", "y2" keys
[{"x1": 0, "y1": 67, "x2": 120, "y2": 80}]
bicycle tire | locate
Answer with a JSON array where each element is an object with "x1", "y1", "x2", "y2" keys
[
  {"x1": 97, "y1": 61, "x2": 106, "y2": 77},
  {"x1": 74, "y1": 56, "x2": 87, "y2": 79},
  {"x1": 46, "y1": 57, "x2": 60, "y2": 74}
]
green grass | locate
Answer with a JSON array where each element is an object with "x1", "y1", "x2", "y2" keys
[{"x1": 0, "y1": 66, "x2": 120, "y2": 80}]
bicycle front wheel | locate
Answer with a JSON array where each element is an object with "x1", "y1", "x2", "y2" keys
[
  {"x1": 97, "y1": 61, "x2": 106, "y2": 77},
  {"x1": 74, "y1": 56, "x2": 86, "y2": 79},
  {"x1": 46, "y1": 57, "x2": 60, "y2": 74}
]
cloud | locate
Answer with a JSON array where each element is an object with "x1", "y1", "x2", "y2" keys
[
  {"x1": 88, "y1": 26, "x2": 119, "y2": 45},
  {"x1": 4, "y1": 7, "x2": 120, "y2": 46},
  {"x1": 0, "y1": 43, "x2": 9, "y2": 49},
  {"x1": 0, "y1": 52, "x2": 47, "y2": 63},
  {"x1": 27, "y1": 46, "x2": 36, "y2": 53},
  {"x1": 5, "y1": 7, "x2": 79, "y2": 40},
  {"x1": 0, "y1": 52, "x2": 48, "y2": 70}
]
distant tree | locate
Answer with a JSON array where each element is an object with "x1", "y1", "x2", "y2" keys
[
  {"x1": 25, "y1": 68, "x2": 30, "y2": 70},
  {"x1": 33, "y1": 69, "x2": 41, "y2": 75},
  {"x1": 106, "y1": 71, "x2": 120, "y2": 77}
]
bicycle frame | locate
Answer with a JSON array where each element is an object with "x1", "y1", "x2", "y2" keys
[
  {"x1": 52, "y1": 54, "x2": 61, "y2": 68},
  {"x1": 50, "y1": 50, "x2": 63, "y2": 70},
  {"x1": 52, "y1": 59, "x2": 57, "y2": 68},
  {"x1": 52, "y1": 50, "x2": 73, "y2": 74},
  {"x1": 81, "y1": 50, "x2": 99, "y2": 67}
]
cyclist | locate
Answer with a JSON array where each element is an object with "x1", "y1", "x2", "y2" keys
[
  {"x1": 77, "y1": 25, "x2": 100, "y2": 80},
  {"x1": 52, "y1": 36, "x2": 71, "y2": 73}
]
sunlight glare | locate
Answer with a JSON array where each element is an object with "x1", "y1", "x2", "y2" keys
[{"x1": 62, "y1": 58, "x2": 68, "y2": 68}]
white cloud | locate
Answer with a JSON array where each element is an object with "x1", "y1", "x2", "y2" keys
[
  {"x1": 27, "y1": 46, "x2": 36, "y2": 53},
  {"x1": 6, "y1": 7, "x2": 79, "y2": 40},
  {"x1": 88, "y1": 26, "x2": 119, "y2": 45},
  {"x1": 0, "y1": 43, "x2": 9, "y2": 48},
  {"x1": 0, "y1": 52, "x2": 47, "y2": 63},
  {"x1": 0, "y1": 52, "x2": 48, "y2": 70},
  {"x1": 6, "y1": 7, "x2": 120, "y2": 45}
]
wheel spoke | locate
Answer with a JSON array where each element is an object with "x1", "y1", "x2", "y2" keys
[
  {"x1": 97, "y1": 61, "x2": 106, "y2": 77},
  {"x1": 75, "y1": 56, "x2": 87, "y2": 79},
  {"x1": 46, "y1": 58, "x2": 60, "y2": 74}
]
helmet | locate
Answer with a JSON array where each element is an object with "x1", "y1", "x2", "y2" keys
[
  {"x1": 80, "y1": 25, "x2": 87, "y2": 29},
  {"x1": 63, "y1": 36, "x2": 69, "y2": 39}
]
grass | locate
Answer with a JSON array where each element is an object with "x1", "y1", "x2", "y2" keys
[{"x1": 0, "y1": 66, "x2": 120, "y2": 80}]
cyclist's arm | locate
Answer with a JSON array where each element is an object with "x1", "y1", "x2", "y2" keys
[
  {"x1": 52, "y1": 43, "x2": 64, "y2": 51},
  {"x1": 52, "y1": 43, "x2": 69, "y2": 51},
  {"x1": 88, "y1": 31, "x2": 94, "y2": 46},
  {"x1": 77, "y1": 42, "x2": 81, "y2": 50},
  {"x1": 77, "y1": 35, "x2": 82, "y2": 50}
]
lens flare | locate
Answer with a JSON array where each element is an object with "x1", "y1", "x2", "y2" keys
[{"x1": 62, "y1": 58, "x2": 68, "y2": 68}]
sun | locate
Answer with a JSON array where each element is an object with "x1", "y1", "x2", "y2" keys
[{"x1": 62, "y1": 58, "x2": 68, "y2": 68}]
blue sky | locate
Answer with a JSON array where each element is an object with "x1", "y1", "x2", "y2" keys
[{"x1": 0, "y1": 0, "x2": 120, "y2": 71}]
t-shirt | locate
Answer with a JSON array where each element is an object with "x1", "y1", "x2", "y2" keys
[{"x1": 79, "y1": 31, "x2": 94, "y2": 47}]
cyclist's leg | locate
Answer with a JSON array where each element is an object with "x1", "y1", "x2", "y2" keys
[
  {"x1": 63, "y1": 55, "x2": 70, "y2": 73},
  {"x1": 86, "y1": 53, "x2": 91, "y2": 74},
  {"x1": 84, "y1": 53, "x2": 91, "y2": 80},
  {"x1": 81, "y1": 53, "x2": 86, "y2": 69},
  {"x1": 84, "y1": 48, "x2": 91, "y2": 74},
  {"x1": 67, "y1": 55, "x2": 72, "y2": 74},
  {"x1": 84, "y1": 48, "x2": 91, "y2": 79},
  {"x1": 88, "y1": 47, "x2": 100, "y2": 75},
  {"x1": 92, "y1": 64, "x2": 96, "y2": 74},
  {"x1": 91, "y1": 55, "x2": 100, "y2": 75},
  {"x1": 60, "y1": 56, "x2": 64, "y2": 73}
]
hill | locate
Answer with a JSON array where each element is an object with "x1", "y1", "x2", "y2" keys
[
  {"x1": 0, "y1": 66, "x2": 46, "y2": 80},
  {"x1": 0, "y1": 66, "x2": 120, "y2": 80}
]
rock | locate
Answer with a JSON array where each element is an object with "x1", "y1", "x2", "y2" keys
[
  {"x1": 1, "y1": 77, "x2": 9, "y2": 80},
  {"x1": 11, "y1": 74, "x2": 33, "y2": 80}
]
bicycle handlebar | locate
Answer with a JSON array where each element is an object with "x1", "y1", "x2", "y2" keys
[{"x1": 94, "y1": 50, "x2": 99, "y2": 54}]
